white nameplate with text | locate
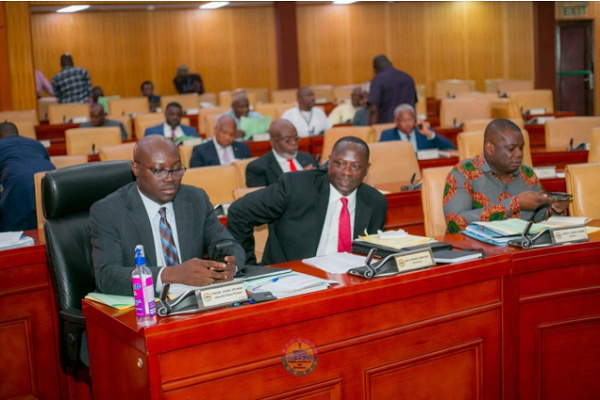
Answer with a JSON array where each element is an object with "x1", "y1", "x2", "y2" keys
[
  {"x1": 394, "y1": 249, "x2": 435, "y2": 273},
  {"x1": 551, "y1": 225, "x2": 588, "y2": 244},
  {"x1": 417, "y1": 149, "x2": 439, "y2": 160},
  {"x1": 196, "y1": 280, "x2": 247, "y2": 309},
  {"x1": 534, "y1": 166, "x2": 557, "y2": 179}
]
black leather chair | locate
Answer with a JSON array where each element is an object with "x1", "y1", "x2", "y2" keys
[{"x1": 42, "y1": 161, "x2": 135, "y2": 369}]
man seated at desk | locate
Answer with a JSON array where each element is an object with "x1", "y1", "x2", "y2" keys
[
  {"x1": 189, "y1": 115, "x2": 252, "y2": 167},
  {"x1": 245, "y1": 119, "x2": 318, "y2": 187},
  {"x1": 80, "y1": 103, "x2": 127, "y2": 140},
  {"x1": 228, "y1": 136, "x2": 387, "y2": 265},
  {"x1": 281, "y1": 87, "x2": 333, "y2": 137},
  {"x1": 380, "y1": 104, "x2": 455, "y2": 151},
  {"x1": 443, "y1": 119, "x2": 569, "y2": 233},
  {"x1": 141, "y1": 81, "x2": 160, "y2": 112},
  {"x1": 327, "y1": 87, "x2": 365, "y2": 125},
  {"x1": 144, "y1": 102, "x2": 199, "y2": 141},
  {"x1": 90, "y1": 135, "x2": 244, "y2": 296},
  {"x1": 217, "y1": 89, "x2": 262, "y2": 138}
]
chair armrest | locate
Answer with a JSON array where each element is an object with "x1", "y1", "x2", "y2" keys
[{"x1": 59, "y1": 308, "x2": 86, "y2": 364}]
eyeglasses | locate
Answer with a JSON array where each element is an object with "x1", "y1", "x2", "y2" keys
[
  {"x1": 135, "y1": 161, "x2": 186, "y2": 179},
  {"x1": 275, "y1": 136, "x2": 300, "y2": 145}
]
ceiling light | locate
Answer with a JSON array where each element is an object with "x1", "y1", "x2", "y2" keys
[
  {"x1": 333, "y1": 0, "x2": 358, "y2": 4},
  {"x1": 199, "y1": 2, "x2": 229, "y2": 9},
  {"x1": 57, "y1": 5, "x2": 90, "y2": 13}
]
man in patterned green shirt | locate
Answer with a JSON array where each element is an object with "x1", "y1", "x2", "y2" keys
[{"x1": 443, "y1": 119, "x2": 569, "y2": 233}]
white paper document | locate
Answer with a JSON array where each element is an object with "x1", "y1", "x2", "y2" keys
[
  {"x1": 302, "y1": 252, "x2": 367, "y2": 274},
  {"x1": 0, "y1": 231, "x2": 34, "y2": 251},
  {"x1": 245, "y1": 272, "x2": 334, "y2": 299}
]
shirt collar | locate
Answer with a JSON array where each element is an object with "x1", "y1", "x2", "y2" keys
[
  {"x1": 137, "y1": 187, "x2": 175, "y2": 218},
  {"x1": 480, "y1": 153, "x2": 520, "y2": 177},
  {"x1": 328, "y1": 183, "x2": 357, "y2": 206}
]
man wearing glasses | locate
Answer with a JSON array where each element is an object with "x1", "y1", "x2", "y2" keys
[
  {"x1": 245, "y1": 119, "x2": 318, "y2": 188},
  {"x1": 90, "y1": 135, "x2": 244, "y2": 296}
]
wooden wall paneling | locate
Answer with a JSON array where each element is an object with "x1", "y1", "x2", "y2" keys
[
  {"x1": 5, "y1": 2, "x2": 36, "y2": 111},
  {"x1": 503, "y1": 2, "x2": 535, "y2": 81},
  {"x1": 0, "y1": 2, "x2": 12, "y2": 110}
]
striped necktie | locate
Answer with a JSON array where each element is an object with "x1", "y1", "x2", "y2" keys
[{"x1": 158, "y1": 207, "x2": 180, "y2": 266}]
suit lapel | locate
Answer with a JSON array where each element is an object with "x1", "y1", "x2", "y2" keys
[
  {"x1": 354, "y1": 185, "x2": 373, "y2": 238},
  {"x1": 125, "y1": 184, "x2": 158, "y2": 266},
  {"x1": 267, "y1": 152, "x2": 284, "y2": 181},
  {"x1": 207, "y1": 141, "x2": 219, "y2": 165},
  {"x1": 314, "y1": 173, "x2": 330, "y2": 240},
  {"x1": 173, "y1": 191, "x2": 193, "y2": 262}
]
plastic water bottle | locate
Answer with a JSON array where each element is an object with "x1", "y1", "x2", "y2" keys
[{"x1": 132, "y1": 245, "x2": 157, "y2": 327}]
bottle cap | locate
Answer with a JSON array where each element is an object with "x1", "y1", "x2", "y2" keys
[{"x1": 135, "y1": 244, "x2": 146, "y2": 267}]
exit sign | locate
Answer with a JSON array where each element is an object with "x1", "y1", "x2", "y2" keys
[{"x1": 560, "y1": 2, "x2": 589, "y2": 18}]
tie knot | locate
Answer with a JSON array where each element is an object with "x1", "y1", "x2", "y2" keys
[
  {"x1": 159, "y1": 207, "x2": 167, "y2": 218},
  {"x1": 341, "y1": 197, "x2": 348, "y2": 207}
]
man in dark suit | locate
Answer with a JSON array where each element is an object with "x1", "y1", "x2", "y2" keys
[
  {"x1": 380, "y1": 104, "x2": 455, "y2": 151},
  {"x1": 189, "y1": 115, "x2": 252, "y2": 167},
  {"x1": 245, "y1": 119, "x2": 318, "y2": 187},
  {"x1": 0, "y1": 122, "x2": 55, "y2": 231},
  {"x1": 90, "y1": 135, "x2": 244, "y2": 296},
  {"x1": 144, "y1": 102, "x2": 199, "y2": 141},
  {"x1": 228, "y1": 136, "x2": 387, "y2": 265},
  {"x1": 80, "y1": 103, "x2": 128, "y2": 140}
]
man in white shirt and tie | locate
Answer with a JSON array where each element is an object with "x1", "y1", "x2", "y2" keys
[
  {"x1": 189, "y1": 115, "x2": 252, "y2": 167},
  {"x1": 144, "y1": 102, "x2": 199, "y2": 140}
]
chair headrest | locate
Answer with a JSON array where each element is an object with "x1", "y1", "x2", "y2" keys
[{"x1": 43, "y1": 161, "x2": 135, "y2": 219}]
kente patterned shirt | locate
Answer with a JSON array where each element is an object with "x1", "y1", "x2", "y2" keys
[{"x1": 443, "y1": 153, "x2": 550, "y2": 233}]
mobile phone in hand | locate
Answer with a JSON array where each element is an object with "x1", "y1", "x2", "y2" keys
[{"x1": 212, "y1": 242, "x2": 233, "y2": 262}]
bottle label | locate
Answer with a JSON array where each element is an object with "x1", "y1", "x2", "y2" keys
[{"x1": 132, "y1": 274, "x2": 156, "y2": 318}]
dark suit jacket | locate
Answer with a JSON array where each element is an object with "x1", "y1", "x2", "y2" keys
[
  {"x1": 0, "y1": 135, "x2": 55, "y2": 231},
  {"x1": 380, "y1": 127, "x2": 455, "y2": 150},
  {"x1": 245, "y1": 151, "x2": 319, "y2": 188},
  {"x1": 144, "y1": 124, "x2": 199, "y2": 138},
  {"x1": 90, "y1": 182, "x2": 245, "y2": 295},
  {"x1": 189, "y1": 140, "x2": 252, "y2": 168},
  {"x1": 227, "y1": 169, "x2": 388, "y2": 265}
]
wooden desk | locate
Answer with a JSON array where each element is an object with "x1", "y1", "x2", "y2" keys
[{"x1": 531, "y1": 148, "x2": 589, "y2": 170}]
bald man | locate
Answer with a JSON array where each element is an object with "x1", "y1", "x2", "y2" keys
[
  {"x1": 189, "y1": 115, "x2": 252, "y2": 167},
  {"x1": 246, "y1": 119, "x2": 318, "y2": 188},
  {"x1": 281, "y1": 87, "x2": 332, "y2": 137},
  {"x1": 90, "y1": 135, "x2": 245, "y2": 296},
  {"x1": 443, "y1": 119, "x2": 569, "y2": 233},
  {"x1": 80, "y1": 103, "x2": 127, "y2": 140}
]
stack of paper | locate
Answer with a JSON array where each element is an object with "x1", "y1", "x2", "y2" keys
[
  {"x1": 244, "y1": 272, "x2": 334, "y2": 299},
  {"x1": 303, "y1": 252, "x2": 367, "y2": 274},
  {"x1": 0, "y1": 231, "x2": 34, "y2": 251},
  {"x1": 85, "y1": 293, "x2": 135, "y2": 310}
]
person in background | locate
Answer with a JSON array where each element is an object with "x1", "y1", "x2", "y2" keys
[
  {"x1": 280, "y1": 87, "x2": 332, "y2": 137},
  {"x1": 90, "y1": 134, "x2": 244, "y2": 296},
  {"x1": 80, "y1": 103, "x2": 128, "y2": 140},
  {"x1": 367, "y1": 54, "x2": 417, "y2": 125},
  {"x1": 90, "y1": 86, "x2": 104, "y2": 104},
  {"x1": 217, "y1": 89, "x2": 262, "y2": 138},
  {"x1": 141, "y1": 81, "x2": 161, "y2": 112},
  {"x1": 443, "y1": 119, "x2": 569, "y2": 233},
  {"x1": 228, "y1": 136, "x2": 387, "y2": 265},
  {"x1": 35, "y1": 70, "x2": 54, "y2": 98},
  {"x1": 245, "y1": 119, "x2": 318, "y2": 188},
  {"x1": 352, "y1": 86, "x2": 369, "y2": 126},
  {"x1": 144, "y1": 102, "x2": 199, "y2": 141},
  {"x1": 173, "y1": 65, "x2": 204, "y2": 95},
  {"x1": 380, "y1": 104, "x2": 455, "y2": 151},
  {"x1": 189, "y1": 115, "x2": 252, "y2": 167},
  {"x1": 51, "y1": 53, "x2": 92, "y2": 103},
  {"x1": 327, "y1": 87, "x2": 365, "y2": 125},
  {"x1": 0, "y1": 122, "x2": 55, "y2": 231}
]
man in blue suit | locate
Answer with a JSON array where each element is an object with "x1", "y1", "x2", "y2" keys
[
  {"x1": 380, "y1": 104, "x2": 455, "y2": 151},
  {"x1": 0, "y1": 122, "x2": 55, "y2": 231},
  {"x1": 189, "y1": 115, "x2": 252, "y2": 167},
  {"x1": 144, "y1": 102, "x2": 199, "y2": 141}
]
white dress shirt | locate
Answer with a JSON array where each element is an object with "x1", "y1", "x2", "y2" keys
[
  {"x1": 281, "y1": 107, "x2": 333, "y2": 138},
  {"x1": 162, "y1": 122, "x2": 186, "y2": 139},
  {"x1": 272, "y1": 149, "x2": 302, "y2": 172},
  {"x1": 316, "y1": 185, "x2": 357, "y2": 256}
]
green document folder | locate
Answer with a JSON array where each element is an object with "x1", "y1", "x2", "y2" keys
[{"x1": 240, "y1": 115, "x2": 271, "y2": 138}]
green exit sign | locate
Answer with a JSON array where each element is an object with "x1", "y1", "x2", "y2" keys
[{"x1": 562, "y1": 3, "x2": 589, "y2": 17}]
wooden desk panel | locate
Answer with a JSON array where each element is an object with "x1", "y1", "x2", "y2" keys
[
  {"x1": 83, "y1": 255, "x2": 510, "y2": 399},
  {"x1": 531, "y1": 148, "x2": 588, "y2": 170}
]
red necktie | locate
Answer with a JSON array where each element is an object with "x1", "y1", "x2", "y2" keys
[
  {"x1": 338, "y1": 198, "x2": 352, "y2": 252},
  {"x1": 287, "y1": 159, "x2": 297, "y2": 172}
]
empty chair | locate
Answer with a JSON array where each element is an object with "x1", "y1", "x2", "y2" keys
[
  {"x1": 0, "y1": 109, "x2": 39, "y2": 125},
  {"x1": 108, "y1": 97, "x2": 149, "y2": 117},
  {"x1": 333, "y1": 84, "x2": 360, "y2": 104},
  {"x1": 178, "y1": 144, "x2": 196, "y2": 168},
  {"x1": 364, "y1": 141, "x2": 421, "y2": 185},
  {"x1": 218, "y1": 91, "x2": 257, "y2": 107},
  {"x1": 38, "y1": 97, "x2": 58, "y2": 121},
  {"x1": 434, "y1": 79, "x2": 476, "y2": 100},
  {"x1": 198, "y1": 92, "x2": 217, "y2": 106},
  {"x1": 421, "y1": 166, "x2": 453, "y2": 237},
  {"x1": 244, "y1": 88, "x2": 270, "y2": 105},
  {"x1": 309, "y1": 85, "x2": 334, "y2": 103},
  {"x1": 99, "y1": 142, "x2": 137, "y2": 161},
  {"x1": 589, "y1": 128, "x2": 600, "y2": 162},
  {"x1": 454, "y1": 92, "x2": 500, "y2": 101},
  {"x1": 497, "y1": 79, "x2": 534, "y2": 94},
  {"x1": 321, "y1": 126, "x2": 375, "y2": 162},
  {"x1": 232, "y1": 186, "x2": 267, "y2": 263},
  {"x1": 271, "y1": 89, "x2": 297, "y2": 104},
  {"x1": 372, "y1": 122, "x2": 395, "y2": 141},
  {"x1": 50, "y1": 155, "x2": 88, "y2": 169},
  {"x1": 415, "y1": 83, "x2": 427, "y2": 98},
  {"x1": 105, "y1": 114, "x2": 132, "y2": 139},
  {"x1": 439, "y1": 98, "x2": 493, "y2": 127},
  {"x1": 564, "y1": 162, "x2": 600, "y2": 219},
  {"x1": 463, "y1": 118, "x2": 524, "y2": 132},
  {"x1": 197, "y1": 107, "x2": 228, "y2": 135},
  {"x1": 13, "y1": 120, "x2": 37, "y2": 140},
  {"x1": 456, "y1": 129, "x2": 533, "y2": 167},
  {"x1": 415, "y1": 94, "x2": 427, "y2": 118},
  {"x1": 544, "y1": 116, "x2": 600, "y2": 149},
  {"x1": 160, "y1": 94, "x2": 200, "y2": 112},
  {"x1": 181, "y1": 165, "x2": 242, "y2": 205},
  {"x1": 48, "y1": 103, "x2": 89, "y2": 125},
  {"x1": 254, "y1": 103, "x2": 291, "y2": 121},
  {"x1": 509, "y1": 90, "x2": 554, "y2": 114},
  {"x1": 231, "y1": 157, "x2": 258, "y2": 188},
  {"x1": 65, "y1": 127, "x2": 122, "y2": 156}
]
